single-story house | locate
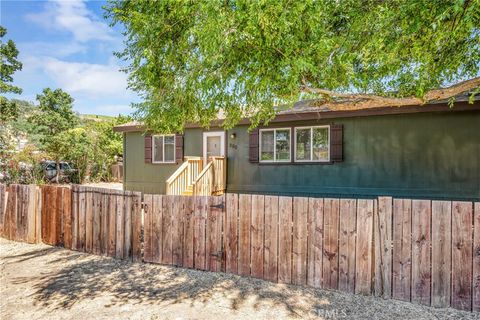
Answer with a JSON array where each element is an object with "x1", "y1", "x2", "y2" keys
[{"x1": 114, "y1": 94, "x2": 480, "y2": 200}]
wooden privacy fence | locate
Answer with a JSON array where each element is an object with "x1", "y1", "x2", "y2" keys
[
  {"x1": 143, "y1": 194, "x2": 480, "y2": 312},
  {"x1": 0, "y1": 184, "x2": 142, "y2": 261},
  {"x1": 0, "y1": 184, "x2": 479, "y2": 312}
]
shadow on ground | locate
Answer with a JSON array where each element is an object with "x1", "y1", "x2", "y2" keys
[
  {"x1": 4, "y1": 247, "x2": 324, "y2": 317},
  {"x1": 3, "y1": 244, "x2": 477, "y2": 319}
]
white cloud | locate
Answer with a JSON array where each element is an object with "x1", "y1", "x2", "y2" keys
[
  {"x1": 41, "y1": 57, "x2": 129, "y2": 97},
  {"x1": 18, "y1": 41, "x2": 87, "y2": 58},
  {"x1": 25, "y1": 0, "x2": 116, "y2": 43}
]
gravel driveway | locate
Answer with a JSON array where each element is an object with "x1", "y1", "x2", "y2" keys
[{"x1": 0, "y1": 238, "x2": 476, "y2": 320}]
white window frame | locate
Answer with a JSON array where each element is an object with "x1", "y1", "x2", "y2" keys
[
  {"x1": 259, "y1": 128, "x2": 291, "y2": 163},
  {"x1": 152, "y1": 134, "x2": 176, "y2": 164},
  {"x1": 294, "y1": 125, "x2": 330, "y2": 162}
]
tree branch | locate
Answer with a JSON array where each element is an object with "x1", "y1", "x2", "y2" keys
[{"x1": 301, "y1": 77, "x2": 480, "y2": 110}]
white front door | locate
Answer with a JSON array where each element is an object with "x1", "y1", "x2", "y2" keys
[{"x1": 203, "y1": 132, "x2": 225, "y2": 162}]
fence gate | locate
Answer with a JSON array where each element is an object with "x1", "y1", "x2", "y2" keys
[{"x1": 143, "y1": 194, "x2": 225, "y2": 271}]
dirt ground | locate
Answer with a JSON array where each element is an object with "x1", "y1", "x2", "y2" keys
[{"x1": 0, "y1": 239, "x2": 477, "y2": 320}]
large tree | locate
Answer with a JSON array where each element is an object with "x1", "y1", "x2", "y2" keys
[
  {"x1": 106, "y1": 0, "x2": 480, "y2": 131},
  {"x1": 32, "y1": 88, "x2": 78, "y2": 140},
  {"x1": 0, "y1": 26, "x2": 23, "y2": 124},
  {"x1": 30, "y1": 88, "x2": 78, "y2": 182}
]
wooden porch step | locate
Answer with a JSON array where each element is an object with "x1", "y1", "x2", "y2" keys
[{"x1": 182, "y1": 185, "x2": 193, "y2": 196}]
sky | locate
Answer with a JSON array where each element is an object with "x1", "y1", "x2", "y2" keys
[{"x1": 1, "y1": 0, "x2": 137, "y2": 116}]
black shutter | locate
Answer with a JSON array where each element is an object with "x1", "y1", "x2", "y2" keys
[
  {"x1": 330, "y1": 124, "x2": 343, "y2": 162},
  {"x1": 175, "y1": 134, "x2": 184, "y2": 163},
  {"x1": 145, "y1": 134, "x2": 152, "y2": 163},
  {"x1": 249, "y1": 128, "x2": 259, "y2": 163}
]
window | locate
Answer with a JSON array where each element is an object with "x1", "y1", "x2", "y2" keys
[
  {"x1": 295, "y1": 126, "x2": 329, "y2": 162},
  {"x1": 152, "y1": 135, "x2": 176, "y2": 163},
  {"x1": 259, "y1": 128, "x2": 291, "y2": 162}
]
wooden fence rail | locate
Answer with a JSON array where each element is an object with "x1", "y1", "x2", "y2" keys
[{"x1": 0, "y1": 184, "x2": 479, "y2": 312}]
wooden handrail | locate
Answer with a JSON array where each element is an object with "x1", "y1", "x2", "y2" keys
[
  {"x1": 192, "y1": 156, "x2": 226, "y2": 196},
  {"x1": 193, "y1": 161, "x2": 213, "y2": 196},
  {"x1": 166, "y1": 158, "x2": 204, "y2": 195},
  {"x1": 166, "y1": 161, "x2": 188, "y2": 185}
]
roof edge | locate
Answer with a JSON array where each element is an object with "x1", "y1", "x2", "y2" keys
[{"x1": 113, "y1": 100, "x2": 480, "y2": 133}]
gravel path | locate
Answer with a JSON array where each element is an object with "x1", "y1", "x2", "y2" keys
[{"x1": 0, "y1": 238, "x2": 477, "y2": 320}]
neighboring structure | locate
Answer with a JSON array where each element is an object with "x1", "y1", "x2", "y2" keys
[{"x1": 114, "y1": 95, "x2": 480, "y2": 200}]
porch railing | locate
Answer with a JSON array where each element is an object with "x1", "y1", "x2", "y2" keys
[
  {"x1": 193, "y1": 156, "x2": 226, "y2": 196},
  {"x1": 165, "y1": 157, "x2": 203, "y2": 195}
]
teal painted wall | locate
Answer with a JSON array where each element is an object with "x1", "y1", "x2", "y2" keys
[{"x1": 124, "y1": 110, "x2": 480, "y2": 200}]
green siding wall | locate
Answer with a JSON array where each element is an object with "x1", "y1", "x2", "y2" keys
[
  {"x1": 124, "y1": 110, "x2": 480, "y2": 200},
  {"x1": 124, "y1": 128, "x2": 203, "y2": 194}
]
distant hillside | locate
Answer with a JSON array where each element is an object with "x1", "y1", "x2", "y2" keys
[{"x1": 79, "y1": 114, "x2": 116, "y2": 122}]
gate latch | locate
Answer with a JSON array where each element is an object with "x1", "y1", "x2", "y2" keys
[
  {"x1": 210, "y1": 250, "x2": 223, "y2": 260},
  {"x1": 210, "y1": 202, "x2": 224, "y2": 210}
]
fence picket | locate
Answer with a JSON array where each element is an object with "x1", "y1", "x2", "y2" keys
[
  {"x1": 264, "y1": 195, "x2": 279, "y2": 283},
  {"x1": 431, "y1": 201, "x2": 452, "y2": 308},
  {"x1": 323, "y1": 198, "x2": 340, "y2": 290},
  {"x1": 355, "y1": 199, "x2": 374, "y2": 295},
  {"x1": 162, "y1": 195, "x2": 173, "y2": 265},
  {"x1": 278, "y1": 196, "x2": 292, "y2": 284},
  {"x1": 143, "y1": 194, "x2": 153, "y2": 263},
  {"x1": 172, "y1": 196, "x2": 184, "y2": 267},
  {"x1": 26, "y1": 185, "x2": 36, "y2": 243},
  {"x1": 152, "y1": 194, "x2": 163, "y2": 263},
  {"x1": 107, "y1": 190, "x2": 116, "y2": 257},
  {"x1": 473, "y1": 202, "x2": 480, "y2": 312},
  {"x1": 451, "y1": 201, "x2": 473, "y2": 311},
  {"x1": 392, "y1": 199, "x2": 412, "y2": 301},
  {"x1": 100, "y1": 191, "x2": 108, "y2": 255},
  {"x1": 194, "y1": 196, "x2": 207, "y2": 270},
  {"x1": 207, "y1": 196, "x2": 223, "y2": 272},
  {"x1": 339, "y1": 198, "x2": 357, "y2": 293},
  {"x1": 292, "y1": 197, "x2": 308, "y2": 286},
  {"x1": 225, "y1": 193, "x2": 238, "y2": 274},
  {"x1": 307, "y1": 198, "x2": 323, "y2": 288},
  {"x1": 374, "y1": 197, "x2": 392, "y2": 298},
  {"x1": 78, "y1": 188, "x2": 86, "y2": 251},
  {"x1": 115, "y1": 192, "x2": 124, "y2": 259},
  {"x1": 411, "y1": 200, "x2": 431, "y2": 305},
  {"x1": 123, "y1": 193, "x2": 132, "y2": 260},
  {"x1": 93, "y1": 190, "x2": 101, "y2": 255},
  {"x1": 251, "y1": 195, "x2": 264, "y2": 278},
  {"x1": 238, "y1": 194, "x2": 251, "y2": 276},
  {"x1": 63, "y1": 187, "x2": 72, "y2": 249},
  {"x1": 183, "y1": 196, "x2": 195, "y2": 268}
]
